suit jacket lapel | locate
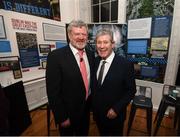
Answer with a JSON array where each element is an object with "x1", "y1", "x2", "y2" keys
[
  {"x1": 95, "y1": 57, "x2": 101, "y2": 82},
  {"x1": 65, "y1": 46, "x2": 82, "y2": 76},
  {"x1": 85, "y1": 48, "x2": 94, "y2": 72},
  {"x1": 100, "y1": 55, "x2": 117, "y2": 86}
]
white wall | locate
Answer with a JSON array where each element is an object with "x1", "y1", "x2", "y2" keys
[
  {"x1": 60, "y1": 0, "x2": 77, "y2": 23},
  {"x1": 60, "y1": 0, "x2": 91, "y2": 23},
  {"x1": 118, "y1": 0, "x2": 127, "y2": 24},
  {"x1": 164, "y1": 0, "x2": 180, "y2": 85}
]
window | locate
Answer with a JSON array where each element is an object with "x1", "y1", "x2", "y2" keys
[{"x1": 91, "y1": 0, "x2": 118, "y2": 23}]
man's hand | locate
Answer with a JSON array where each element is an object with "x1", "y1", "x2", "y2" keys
[
  {"x1": 61, "y1": 118, "x2": 71, "y2": 127},
  {"x1": 107, "y1": 108, "x2": 117, "y2": 119}
]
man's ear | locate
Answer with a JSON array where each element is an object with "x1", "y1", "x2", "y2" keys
[
  {"x1": 112, "y1": 41, "x2": 115, "y2": 48},
  {"x1": 68, "y1": 33, "x2": 71, "y2": 39}
]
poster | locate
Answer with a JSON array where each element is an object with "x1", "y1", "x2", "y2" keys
[
  {"x1": 151, "y1": 16, "x2": 172, "y2": 37},
  {"x1": 0, "y1": 15, "x2": 6, "y2": 39},
  {"x1": 56, "y1": 41, "x2": 67, "y2": 49},
  {"x1": 126, "y1": 0, "x2": 174, "y2": 20},
  {"x1": 66, "y1": 24, "x2": 127, "y2": 57},
  {"x1": 39, "y1": 44, "x2": 51, "y2": 54},
  {"x1": 151, "y1": 37, "x2": 169, "y2": 51},
  {"x1": 127, "y1": 17, "x2": 152, "y2": 39},
  {"x1": 67, "y1": 24, "x2": 127, "y2": 57},
  {"x1": 43, "y1": 23, "x2": 66, "y2": 41},
  {"x1": 16, "y1": 32, "x2": 40, "y2": 68},
  {"x1": 0, "y1": 56, "x2": 22, "y2": 79},
  {"x1": 0, "y1": 40, "x2": 11, "y2": 52}
]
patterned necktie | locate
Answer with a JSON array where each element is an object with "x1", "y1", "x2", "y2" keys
[
  {"x1": 97, "y1": 60, "x2": 106, "y2": 85},
  {"x1": 78, "y1": 50, "x2": 88, "y2": 99}
]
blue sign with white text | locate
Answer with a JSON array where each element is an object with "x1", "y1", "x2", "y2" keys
[{"x1": 0, "y1": 41, "x2": 11, "y2": 52}]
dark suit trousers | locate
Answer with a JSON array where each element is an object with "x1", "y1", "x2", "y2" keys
[
  {"x1": 59, "y1": 97, "x2": 91, "y2": 136},
  {"x1": 95, "y1": 116, "x2": 124, "y2": 136}
]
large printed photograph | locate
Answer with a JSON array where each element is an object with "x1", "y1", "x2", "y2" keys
[
  {"x1": 126, "y1": 0, "x2": 174, "y2": 20},
  {"x1": 66, "y1": 24, "x2": 127, "y2": 57}
]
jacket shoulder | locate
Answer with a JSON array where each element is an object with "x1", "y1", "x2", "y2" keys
[
  {"x1": 115, "y1": 55, "x2": 133, "y2": 66},
  {"x1": 48, "y1": 46, "x2": 69, "y2": 57}
]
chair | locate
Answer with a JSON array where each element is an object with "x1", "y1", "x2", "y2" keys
[
  {"x1": 3, "y1": 81, "x2": 32, "y2": 136},
  {"x1": 0, "y1": 84, "x2": 9, "y2": 135},
  {"x1": 174, "y1": 99, "x2": 180, "y2": 129},
  {"x1": 127, "y1": 85, "x2": 153, "y2": 136},
  {"x1": 153, "y1": 84, "x2": 179, "y2": 135},
  {"x1": 175, "y1": 97, "x2": 180, "y2": 135}
]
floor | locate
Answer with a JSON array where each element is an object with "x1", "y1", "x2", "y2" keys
[{"x1": 21, "y1": 104, "x2": 178, "y2": 136}]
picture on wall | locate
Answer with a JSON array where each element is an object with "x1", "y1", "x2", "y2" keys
[
  {"x1": 126, "y1": 0, "x2": 174, "y2": 20},
  {"x1": 43, "y1": 23, "x2": 66, "y2": 41},
  {"x1": 16, "y1": 32, "x2": 40, "y2": 68},
  {"x1": 151, "y1": 16, "x2": 172, "y2": 37},
  {"x1": 0, "y1": 15, "x2": 6, "y2": 39},
  {"x1": 0, "y1": 56, "x2": 22, "y2": 79},
  {"x1": 127, "y1": 17, "x2": 152, "y2": 39},
  {"x1": 126, "y1": 16, "x2": 171, "y2": 83},
  {"x1": 39, "y1": 44, "x2": 51, "y2": 54},
  {"x1": 0, "y1": 40, "x2": 11, "y2": 53},
  {"x1": 151, "y1": 37, "x2": 169, "y2": 51},
  {"x1": 66, "y1": 23, "x2": 127, "y2": 57},
  {"x1": 56, "y1": 41, "x2": 67, "y2": 49}
]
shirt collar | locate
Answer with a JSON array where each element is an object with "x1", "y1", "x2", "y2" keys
[
  {"x1": 69, "y1": 43, "x2": 85, "y2": 56},
  {"x1": 103, "y1": 51, "x2": 115, "y2": 64}
]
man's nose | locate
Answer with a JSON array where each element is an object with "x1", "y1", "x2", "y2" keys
[
  {"x1": 78, "y1": 33, "x2": 85, "y2": 38},
  {"x1": 99, "y1": 43, "x2": 105, "y2": 48}
]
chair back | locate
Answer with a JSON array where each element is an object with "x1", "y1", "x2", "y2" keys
[
  {"x1": 162, "y1": 84, "x2": 176, "y2": 96},
  {"x1": 135, "y1": 85, "x2": 152, "y2": 99},
  {"x1": 3, "y1": 81, "x2": 32, "y2": 135},
  {"x1": 0, "y1": 84, "x2": 9, "y2": 135}
]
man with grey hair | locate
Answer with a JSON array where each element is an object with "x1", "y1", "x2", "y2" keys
[
  {"x1": 46, "y1": 19, "x2": 94, "y2": 136},
  {"x1": 92, "y1": 28, "x2": 136, "y2": 136}
]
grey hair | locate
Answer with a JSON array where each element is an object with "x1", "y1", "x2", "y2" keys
[
  {"x1": 95, "y1": 28, "x2": 114, "y2": 43},
  {"x1": 67, "y1": 19, "x2": 88, "y2": 34}
]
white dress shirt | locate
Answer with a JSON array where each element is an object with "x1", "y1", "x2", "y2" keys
[
  {"x1": 69, "y1": 44, "x2": 90, "y2": 91},
  {"x1": 97, "y1": 52, "x2": 115, "y2": 84}
]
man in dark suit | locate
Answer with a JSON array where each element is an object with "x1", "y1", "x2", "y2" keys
[
  {"x1": 46, "y1": 20, "x2": 94, "y2": 136},
  {"x1": 92, "y1": 28, "x2": 136, "y2": 136}
]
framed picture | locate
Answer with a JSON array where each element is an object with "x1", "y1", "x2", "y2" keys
[
  {"x1": 16, "y1": 32, "x2": 40, "y2": 68},
  {"x1": 0, "y1": 40, "x2": 11, "y2": 53},
  {"x1": 42, "y1": 23, "x2": 66, "y2": 41},
  {"x1": 39, "y1": 44, "x2": 51, "y2": 54},
  {"x1": 0, "y1": 15, "x2": 6, "y2": 39},
  {"x1": 0, "y1": 56, "x2": 22, "y2": 79}
]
